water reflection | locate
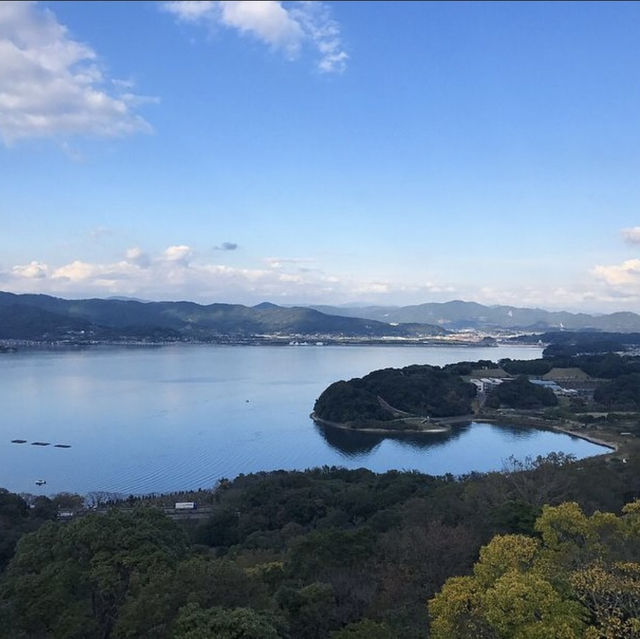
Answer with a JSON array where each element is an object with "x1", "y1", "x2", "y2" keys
[
  {"x1": 2, "y1": 344, "x2": 612, "y2": 495},
  {"x1": 313, "y1": 420, "x2": 471, "y2": 457}
]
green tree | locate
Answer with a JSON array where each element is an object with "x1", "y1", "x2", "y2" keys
[
  {"x1": 173, "y1": 603, "x2": 281, "y2": 639},
  {"x1": 0, "y1": 507, "x2": 188, "y2": 638},
  {"x1": 429, "y1": 501, "x2": 640, "y2": 639},
  {"x1": 329, "y1": 618, "x2": 394, "y2": 638},
  {"x1": 276, "y1": 582, "x2": 337, "y2": 639},
  {"x1": 487, "y1": 376, "x2": 557, "y2": 410}
]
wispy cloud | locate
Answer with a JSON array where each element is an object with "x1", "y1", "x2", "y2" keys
[
  {"x1": 289, "y1": 1, "x2": 348, "y2": 73},
  {"x1": 88, "y1": 226, "x2": 114, "y2": 240},
  {"x1": 264, "y1": 256, "x2": 316, "y2": 269},
  {"x1": 0, "y1": 2, "x2": 154, "y2": 144},
  {"x1": 162, "y1": 1, "x2": 347, "y2": 73},
  {"x1": 622, "y1": 226, "x2": 640, "y2": 245}
]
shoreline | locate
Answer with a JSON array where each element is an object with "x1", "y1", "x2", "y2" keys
[
  {"x1": 310, "y1": 413, "x2": 452, "y2": 434},
  {"x1": 548, "y1": 425, "x2": 618, "y2": 451},
  {"x1": 473, "y1": 414, "x2": 618, "y2": 452},
  {"x1": 0, "y1": 338, "x2": 537, "y2": 351},
  {"x1": 311, "y1": 411, "x2": 620, "y2": 452}
]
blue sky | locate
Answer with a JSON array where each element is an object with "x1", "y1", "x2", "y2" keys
[{"x1": 1, "y1": 1, "x2": 640, "y2": 311}]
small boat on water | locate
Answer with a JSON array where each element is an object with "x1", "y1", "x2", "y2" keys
[
  {"x1": 11, "y1": 439, "x2": 27, "y2": 444},
  {"x1": 35, "y1": 479, "x2": 46, "y2": 486}
]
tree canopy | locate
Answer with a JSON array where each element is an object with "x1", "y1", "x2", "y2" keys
[
  {"x1": 485, "y1": 376, "x2": 558, "y2": 410},
  {"x1": 314, "y1": 364, "x2": 477, "y2": 424},
  {"x1": 429, "y1": 500, "x2": 640, "y2": 639}
]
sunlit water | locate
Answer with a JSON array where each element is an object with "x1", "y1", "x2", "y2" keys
[{"x1": 0, "y1": 344, "x2": 607, "y2": 495}]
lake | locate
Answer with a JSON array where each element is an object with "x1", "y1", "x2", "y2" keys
[{"x1": 0, "y1": 343, "x2": 608, "y2": 495}]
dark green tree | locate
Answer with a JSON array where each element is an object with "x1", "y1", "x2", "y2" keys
[{"x1": 0, "y1": 507, "x2": 188, "y2": 638}]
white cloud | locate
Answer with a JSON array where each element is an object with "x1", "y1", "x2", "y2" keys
[
  {"x1": 163, "y1": 1, "x2": 347, "y2": 73},
  {"x1": 290, "y1": 1, "x2": 348, "y2": 73},
  {"x1": 52, "y1": 260, "x2": 101, "y2": 282},
  {"x1": 352, "y1": 282, "x2": 390, "y2": 295},
  {"x1": 265, "y1": 256, "x2": 315, "y2": 269},
  {"x1": 593, "y1": 259, "x2": 640, "y2": 287},
  {"x1": 2, "y1": 246, "x2": 408, "y2": 303},
  {"x1": 219, "y1": 1, "x2": 303, "y2": 58},
  {"x1": 7, "y1": 246, "x2": 640, "y2": 311},
  {"x1": 164, "y1": 245, "x2": 192, "y2": 264},
  {"x1": 11, "y1": 260, "x2": 47, "y2": 279},
  {"x1": 622, "y1": 227, "x2": 640, "y2": 245},
  {"x1": 162, "y1": 1, "x2": 216, "y2": 22},
  {"x1": 125, "y1": 247, "x2": 151, "y2": 268},
  {"x1": 0, "y1": 2, "x2": 153, "y2": 143}
]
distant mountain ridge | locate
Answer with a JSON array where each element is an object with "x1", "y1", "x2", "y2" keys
[
  {"x1": 310, "y1": 300, "x2": 640, "y2": 333},
  {"x1": 0, "y1": 292, "x2": 445, "y2": 341},
  {"x1": 4, "y1": 293, "x2": 638, "y2": 342}
]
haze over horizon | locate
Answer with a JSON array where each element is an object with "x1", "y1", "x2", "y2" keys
[{"x1": 1, "y1": 2, "x2": 640, "y2": 313}]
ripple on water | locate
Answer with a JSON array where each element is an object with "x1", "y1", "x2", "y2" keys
[{"x1": 0, "y1": 344, "x2": 611, "y2": 495}]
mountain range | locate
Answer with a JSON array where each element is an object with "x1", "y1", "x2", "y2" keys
[
  {"x1": 2, "y1": 293, "x2": 640, "y2": 343},
  {"x1": 0, "y1": 292, "x2": 445, "y2": 341},
  {"x1": 310, "y1": 300, "x2": 640, "y2": 332}
]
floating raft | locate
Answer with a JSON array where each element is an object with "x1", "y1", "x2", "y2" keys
[{"x1": 11, "y1": 439, "x2": 71, "y2": 448}]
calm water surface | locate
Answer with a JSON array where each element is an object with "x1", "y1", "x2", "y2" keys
[{"x1": 0, "y1": 344, "x2": 607, "y2": 495}]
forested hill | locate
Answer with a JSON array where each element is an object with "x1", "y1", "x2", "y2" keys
[
  {"x1": 0, "y1": 292, "x2": 445, "y2": 342},
  {"x1": 314, "y1": 364, "x2": 477, "y2": 424},
  {"x1": 314, "y1": 352, "x2": 640, "y2": 426}
]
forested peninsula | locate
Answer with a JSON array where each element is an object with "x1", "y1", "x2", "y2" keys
[
  {"x1": 313, "y1": 352, "x2": 640, "y2": 439},
  {"x1": 312, "y1": 364, "x2": 477, "y2": 432}
]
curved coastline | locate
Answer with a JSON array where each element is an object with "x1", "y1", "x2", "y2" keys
[
  {"x1": 550, "y1": 426, "x2": 618, "y2": 451},
  {"x1": 471, "y1": 414, "x2": 618, "y2": 452},
  {"x1": 310, "y1": 412, "x2": 453, "y2": 434},
  {"x1": 311, "y1": 411, "x2": 619, "y2": 453},
  {"x1": 457, "y1": 414, "x2": 618, "y2": 453}
]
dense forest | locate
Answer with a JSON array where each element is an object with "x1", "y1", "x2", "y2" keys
[
  {"x1": 537, "y1": 331, "x2": 640, "y2": 357},
  {"x1": 484, "y1": 376, "x2": 558, "y2": 410},
  {"x1": 314, "y1": 353, "x2": 640, "y2": 426},
  {"x1": 313, "y1": 365, "x2": 477, "y2": 424},
  {"x1": 1, "y1": 452, "x2": 640, "y2": 638}
]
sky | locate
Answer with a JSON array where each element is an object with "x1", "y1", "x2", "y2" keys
[{"x1": 1, "y1": 1, "x2": 640, "y2": 312}]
